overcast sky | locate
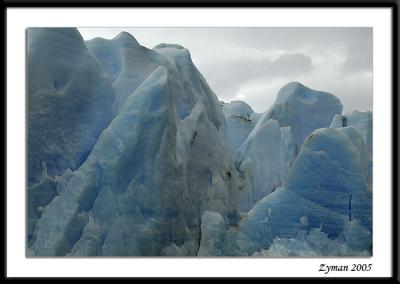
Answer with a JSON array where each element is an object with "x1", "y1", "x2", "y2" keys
[{"x1": 78, "y1": 28, "x2": 372, "y2": 113}]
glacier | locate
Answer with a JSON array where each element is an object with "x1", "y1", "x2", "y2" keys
[
  {"x1": 235, "y1": 127, "x2": 372, "y2": 255},
  {"x1": 27, "y1": 28, "x2": 372, "y2": 257},
  {"x1": 236, "y1": 117, "x2": 296, "y2": 205},
  {"x1": 27, "y1": 28, "x2": 115, "y2": 243},
  {"x1": 222, "y1": 101, "x2": 259, "y2": 151},
  {"x1": 264, "y1": 82, "x2": 343, "y2": 152}
]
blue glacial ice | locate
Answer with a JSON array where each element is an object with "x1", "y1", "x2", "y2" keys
[
  {"x1": 236, "y1": 117, "x2": 296, "y2": 205},
  {"x1": 265, "y1": 82, "x2": 343, "y2": 151},
  {"x1": 27, "y1": 28, "x2": 115, "y2": 186},
  {"x1": 27, "y1": 28, "x2": 115, "y2": 243},
  {"x1": 345, "y1": 111, "x2": 373, "y2": 160},
  {"x1": 234, "y1": 127, "x2": 372, "y2": 255},
  {"x1": 222, "y1": 101, "x2": 258, "y2": 151},
  {"x1": 85, "y1": 32, "x2": 168, "y2": 113},
  {"x1": 329, "y1": 111, "x2": 373, "y2": 188},
  {"x1": 252, "y1": 220, "x2": 371, "y2": 257},
  {"x1": 29, "y1": 33, "x2": 242, "y2": 256},
  {"x1": 329, "y1": 111, "x2": 372, "y2": 159},
  {"x1": 27, "y1": 28, "x2": 372, "y2": 257}
]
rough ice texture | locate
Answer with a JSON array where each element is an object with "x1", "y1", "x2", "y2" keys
[
  {"x1": 222, "y1": 101, "x2": 257, "y2": 151},
  {"x1": 85, "y1": 32, "x2": 164, "y2": 113},
  {"x1": 27, "y1": 28, "x2": 115, "y2": 186},
  {"x1": 329, "y1": 114, "x2": 344, "y2": 128},
  {"x1": 28, "y1": 29, "x2": 244, "y2": 256},
  {"x1": 27, "y1": 28, "x2": 115, "y2": 243},
  {"x1": 330, "y1": 111, "x2": 372, "y2": 160},
  {"x1": 197, "y1": 211, "x2": 228, "y2": 256},
  {"x1": 265, "y1": 82, "x2": 343, "y2": 151},
  {"x1": 252, "y1": 221, "x2": 371, "y2": 257},
  {"x1": 27, "y1": 29, "x2": 372, "y2": 257},
  {"x1": 236, "y1": 117, "x2": 296, "y2": 206},
  {"x1": 329, "y1": 111, "x2": 373, "y2": 189},
  {"x1": 344, "y1": 111, "x2": 373, "y2": 160},
  {"x1": 235, "y1": 127, "x2": 372, "y2": 255}
]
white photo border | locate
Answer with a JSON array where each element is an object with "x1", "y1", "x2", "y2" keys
[{"x1": 6, "y1": 7, "x2": 393, "y2": 278}]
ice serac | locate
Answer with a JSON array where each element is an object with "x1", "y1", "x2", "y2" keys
[
  {"x1": 27, "y1": 28, "x2": 115, "y2": 244},
  {"x1": 329, "y1": 111, "x2": 373, "y2": 188},
  {"x1": 27, "y1": 29, "x2": 372, "y2": 257},
  {"x1": 86, "y1": 32, "x2": 166, "y2": 112},
  {"x1": 197, "y1": 211, "x2": 249, "y2": 256},
  {"x1": 153, "y1": 43, "x2": 225, "y2": 126},
  {"x1": 30, "y1": 41, "x2": 242, "y2": 256},
  {"x1": 197, "y1": 211, "x2": 228, "y2": 256},
  {"x1": 222, "y1": 101, "x2": 258, "y2": 151},
  {"x1": 236, "y1": 115, "x2": 296, "y2": 206},
  {"x1": 27, "y1": 28, "x2": 115, "y2": 186},
  {"x1": 329, "y1": 111, "x2": 372, "y2": 160},
  {"x1": 285, "y1": 127, "x2": 371, "y2": 226},
  {"x1": 344, "y1": 111, "x2": 372, "y2": 160},
  {"x1": 252, "y1": 220, "x2": 371, "y2": 257},
  {"x1": 329, "y1": 114, "x2": 344, "y2": 128},
  {"x1": 265, "y1": 82, "x2": 343, "y2": 151},
  {"x1": 236, "y1": 127, "x2": 372, "y2": 255}
]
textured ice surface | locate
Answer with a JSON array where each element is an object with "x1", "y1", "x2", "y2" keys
[
  {"x1": 330, "y1": 111, "x2": 372, "y2": 159},
  {"x1": 86, "y1": 32, "x2": 166, "y2": 113},
  {"x1": 27, "y1": 28, "x2": 115, "y2": 186},
  {"x1": 265, "y1": 82, "x2": 343, "y2": 151},
  {"x1": 197, "y1": 211, "x2": 228, "y2": 256},
  {"x1": 235, "y1": 127, "x2": 372, "y2": 255},
  {"x1": 27, "y1": 29, "x2": 372, "y2": 257},
  {"x1": 27, "y1": 28, "x2": 115, "y2": 243},
  {"x1": 252, "y1": 220, "x2": 371, "y2": 257},
  {"x1": 329, "y1": 114, "x2": 344, "y2": 128},
  {"x1": 330, "y1": 111, "x2": 373, "y2": 189},
  {"x1": 286, "y1": 127, "x2": 371, "y2": 225},
  {"x1": 222, "y1": 101, "x2": 257, "y2": 151},
  {"x1": 236, "y1": 117, "x2": 296, "y2": 205},
  {"x1": 344, "y1": 111, "x2": 373, "y2": 160},
  {"x1": 29, "y1": 32, "x2": 242, "y2": 256}
]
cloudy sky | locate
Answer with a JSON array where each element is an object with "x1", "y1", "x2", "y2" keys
[{"x1": 78, "y1": 28, "x2": 372, "y2": 113}]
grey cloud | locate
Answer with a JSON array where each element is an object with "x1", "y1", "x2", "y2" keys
[
  {"x1": 202, "y1": 52, "x2": 313, "y2": 100},
  {"x1": 340, "y1": 45, "x2": 373, "y2": 74},
  {"x1": 78, "y1": 27, "x2": 372, "y2": 113},
  {"x1": 330, "y1": 28, "x2": 373, "y2": 75},
  {"x1": 269, "y1": 53, "x2": 313, "y2": 76}
]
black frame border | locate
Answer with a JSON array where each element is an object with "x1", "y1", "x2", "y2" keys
[{"x1": 3, "y1": 0, "x2": 398, "y2": 281}]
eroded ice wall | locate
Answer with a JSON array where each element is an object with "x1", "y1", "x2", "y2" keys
[
  {"x1": 28, "y1": 31, "x2": 243, "y2": 256},
  {"x1": 27, "y1": 29, "x2": 372, "y2": 257},
  {"x1": 27, "y1": 28, "x2": 115, "y2": 244}
]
